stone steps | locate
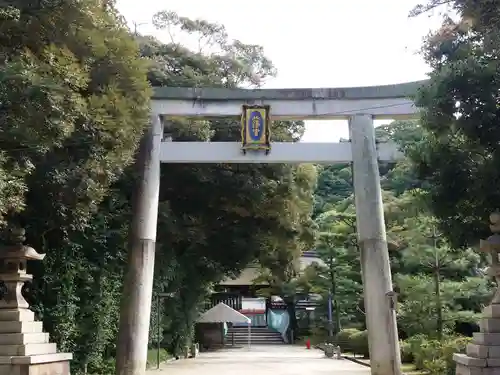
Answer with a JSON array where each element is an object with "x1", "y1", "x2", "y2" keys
[{"x1": 225, "y1": 327, "x2": 284, "y2": 345}]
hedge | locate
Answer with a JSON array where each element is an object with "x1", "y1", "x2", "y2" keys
[
  {"x1": 334, "y1": 328, "x2": 471, "y2": 374},
  {"x1": 402, "y1": 335, "x2": 471, "y2": 375},
  {"x1": 334, "y1": 328, "x2": 368, "y2": 357}
]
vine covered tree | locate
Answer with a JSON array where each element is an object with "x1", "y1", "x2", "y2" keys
[{"x1": 0, "y1": 0, "x2": 151, "y2": 364}]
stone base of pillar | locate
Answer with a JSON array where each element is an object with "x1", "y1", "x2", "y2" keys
[
  {"x1": 0, "y1": 308, "x2": 72, "y2": 375},
  {"x1": 454, "y1": 304, "x2": 500, "y2": 375}
]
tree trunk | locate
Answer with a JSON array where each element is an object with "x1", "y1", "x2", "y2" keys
[
  {"x1": 328, "y1": 257, "x2": 341, "y2": 335},
  {"x1": 331, "y1": 271, "x2": 341, "y2": 335},
  {"x1": 434, "y1": 266, "x2": 443, "y2": 340}
]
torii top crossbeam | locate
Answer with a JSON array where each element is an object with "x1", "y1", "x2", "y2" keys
[
  {"x1": 151, "y1": 80, "x2": 426, "y2": 120},
  {"x1": 150, "y1": 80, "x2": 426, "y2": 163}
]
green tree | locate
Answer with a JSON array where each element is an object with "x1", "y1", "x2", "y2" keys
[
  {"x1": 376, "y1": 120, "x2": 426, "y2": 195},
  {"x1": 1, "y1": 0, "x2": 151, "y2": 228},
  {"x1": 309, "y1": 116, "x2": 492, "y2": 343},
  {"x1": 0, "y1": 1, "x2": 150, "y2": 370},
  {"x1": 396, "y1": 274, "x2": 489, "y2": 338},
  {"x1": 313, "y1": 164, "x2": 352, "y2": 217},
  {"x1": 408, "y1": 0, "x2": 500, "y2": 246},
  {"x1": 315, "y1": 231, "x2": 363, "y2": 333},
  {"x1": 392, "y1": 210, "x2": 490, "y2": 339}
]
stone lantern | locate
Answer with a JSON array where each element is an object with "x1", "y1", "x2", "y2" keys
[
  {"x1": 0, "y1": 228, "x2": 45, "y2": 310},
  {"x1": 455, "y1": 213, "x2": 500, "y2": 375},
  {"x1": 0, "y1": 228, "x2": 72, "y2": 375},
  {"x1": 480, "y1": 213, "x2": 500, "y2": 304}
]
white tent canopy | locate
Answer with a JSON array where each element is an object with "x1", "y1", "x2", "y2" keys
[
  {"x1": 197, "y1": 303, "x2": 251, "y2": 348},
  {"x1": 197, "y1": 302, "x2": 250, "y2": 324}
]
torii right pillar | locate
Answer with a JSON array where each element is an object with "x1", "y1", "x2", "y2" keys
[{"x1": 349, "y1": 114, "x2": 402, "y2": 375}]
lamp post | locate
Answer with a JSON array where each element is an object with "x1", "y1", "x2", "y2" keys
[
  {"x1": 305, "y1": 306, "x2": 316, "y2": 335},
  {"x1": 319, "y1": 274, "x2": 336, "y2": 339},
  {"x1": 156, "y1": 292, "x2": 175, "y2": 369},
  {"x1": 325, "y1": 288, "x2": 333, "y2": 338}
]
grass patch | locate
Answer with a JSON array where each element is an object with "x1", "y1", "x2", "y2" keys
[{"x1": 147, "y1": 348, "x2": 172, "y2": 368}]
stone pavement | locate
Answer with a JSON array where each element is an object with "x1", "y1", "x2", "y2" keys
[{"x1": 150, "y1": 345, "x2": 370, "y2": 375}]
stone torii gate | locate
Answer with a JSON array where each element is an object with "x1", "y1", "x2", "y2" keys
[{"x1": 115, "y1": 81, "x2": 425, "y2": 375}]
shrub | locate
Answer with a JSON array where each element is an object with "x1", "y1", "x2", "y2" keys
[
  {"x1": 423, "y1": 358, "x2": 447, "y2": 375},
  {"x1": 439, "y1": 336, "x2": 471, "y2": 375},
  {"x1": 334, "y1": 328, "x2": 360, "y2": 353},
  {"x1": 413, "y1": 338, "x2": 443, "y2": 371},
  {"x1": 350, "y1": 330, "x2": 369, "y2": 358},
  {"x1": 404, "y1": 334, "x2": 428, "y2": 369},
  {"x1": 309, "y1": 326, "x2": 328, "y2": 345},
  {"x1": 399, "y1": 340, "x2": 414, "y2": 363},
  {"x1": 406, "y1": 335, "x2": 471, "y2": 374}
]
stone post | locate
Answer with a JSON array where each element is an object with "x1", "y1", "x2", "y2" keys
[
  {"x1": 455, "y1": 213, "x2": 500, "y2": 375},
  {"x1": 116, "y1": 114, "x2": 163, "y2": 375},
  {"x1": 349, "y1": 114, "x2": 402, "y2": 375},
  {"x1": 0, "y1": 228, "x2": 72, "y2": 375}
]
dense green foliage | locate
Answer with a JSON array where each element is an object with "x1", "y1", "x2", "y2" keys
[
  {"x1": 0, "y1": 4, "x2": 316, "y2": 374},
  {"x1": 0, "y1": 2, "x2": 151, "y2": 370},
  {"x1": 306, "y1": 120, "x2": 492, "y2": 373}
]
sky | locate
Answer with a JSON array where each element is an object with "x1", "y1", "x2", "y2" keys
[{"x1": 116, "y1": 0, "x2": 446, "y2": 142}]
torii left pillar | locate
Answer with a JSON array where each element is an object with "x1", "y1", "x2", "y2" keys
[{"x1": 116, "y1": 114, "x2": 163, "y2": 375}]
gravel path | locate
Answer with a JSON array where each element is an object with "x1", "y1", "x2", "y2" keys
[{"x1": 150, "y1": 345, "x2": 370, "y2": 375}]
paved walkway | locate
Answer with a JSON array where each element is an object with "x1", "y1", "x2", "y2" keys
[{"x1": 151, "y1": 345, "x2": 370, "y2": 375}]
